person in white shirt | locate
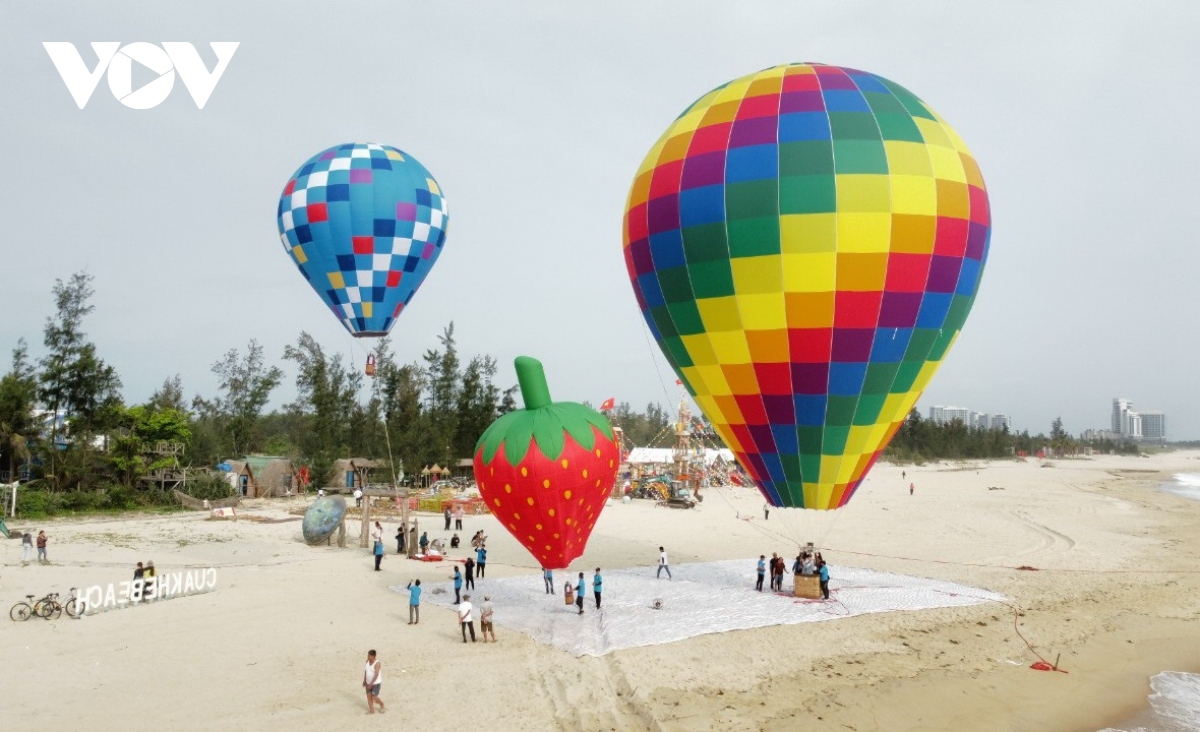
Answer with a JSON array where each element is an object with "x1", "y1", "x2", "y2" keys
[
  {"x1": 354, "y1": 487, "x2": 363, "y2": 507},
  {"x1": 657, "y1": 546, "x2": 672, "y2": 579},
  {"x1": 361, "y1": 649, "x2": 386, "y2": 714},
  {"x1": 458, "y1": 595, "x2": 476, "y2": 643}
]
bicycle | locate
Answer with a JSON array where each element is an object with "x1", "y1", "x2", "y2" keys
[
  {"x1": 34, "y1": 589, "x2": 83, "y2": 620},
  {"x1": 10, "y1": 594, "x2": 36, "y2": 621},
  {"x1": 33, "y1": 591, "x2": 62, "y2": 620}
]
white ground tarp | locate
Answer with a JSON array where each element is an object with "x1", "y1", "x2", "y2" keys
[{"x1": 396, "y1": 559, "x2": 1006, "y2": 657}]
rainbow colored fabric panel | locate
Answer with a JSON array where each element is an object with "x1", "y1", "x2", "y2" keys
[
  {"x1": 622, "y1": 64, "x2": 990, "y2": 510},
  {"x1": 277, "y1": 143, "x2": 448, "y2": 337}
]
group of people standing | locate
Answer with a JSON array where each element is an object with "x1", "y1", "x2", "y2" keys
[
  {"x1": 559, "y1": 568, "x2": 604, "y2": 615},
  {"x1": 756, "y1": 550, "x2": 831, "y2": 599},
  {"x1": 20, "y1": 530, "x2": 48, "y2": 564}
]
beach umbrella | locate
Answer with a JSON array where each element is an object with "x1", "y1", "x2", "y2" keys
[
  {"x1": 276, "y1": 142, "x2": 449, "y2": 368},
  {"x1": 622, "y1": 63, "x2": 990, "y2": 512}
]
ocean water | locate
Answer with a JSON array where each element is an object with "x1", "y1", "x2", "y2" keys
[
  {"x1": 1100, "y1": 672, "x2": 1200, "y2": 732},
  {"x1": 1161, "y1": 473, "x2": 1200, "y2": 502}
]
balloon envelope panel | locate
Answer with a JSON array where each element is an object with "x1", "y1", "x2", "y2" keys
[
  {"x1": 277, "y1": 143, "x2": 449, "y2": 337},
  {"x1": 622, "y1": 64, "x2": 990, "y2": 510}
]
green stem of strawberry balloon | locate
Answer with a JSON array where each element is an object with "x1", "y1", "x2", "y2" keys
[{"x1": 515, "y1": 356, "x2": 552, "y2": 410}]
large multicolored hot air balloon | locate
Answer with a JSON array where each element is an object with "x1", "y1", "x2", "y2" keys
[
  {"x1": 622, "y1": 64, "x2": 989, "y2": 512},
  {"x1": 277, "y1": 143, "x2": 448, "y2": 337}
]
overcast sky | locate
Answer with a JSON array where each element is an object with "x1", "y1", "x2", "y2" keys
[{"x1": 2, "y1": 1, "x2": 1197, "y2": 440}]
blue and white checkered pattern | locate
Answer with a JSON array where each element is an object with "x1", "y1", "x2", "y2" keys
[{"x1": 278, "y1": 142, "x2": 449, "y2": 336}]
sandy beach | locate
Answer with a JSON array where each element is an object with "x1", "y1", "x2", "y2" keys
[{"x1": 4, "y1": 451, "x2": 1200, "y2": 731}]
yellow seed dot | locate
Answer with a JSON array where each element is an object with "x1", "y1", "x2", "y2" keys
[
  {"x1": 549, "y1": 508, "x2": 556, "y2": 517},
  {"x1": 493, "y1": 498, "x2": 500, "y2": 507},
  {"x1": 526, "y1": 497, "x2": 534, "y2": 506},
  {"x1": 505, "y1": 484, "x2": 512, "y2": 493},
  {"x1": 535, "y1": 523, "x2": 543, "y2": 530},
  {"x1": 545, "y1": 545, "x2": 552, "y2": 551},
  {"x1": 514, "y1": 512, "x2": 521, "y2": 520},
  {"x1": 608, "y1": 459, "x2": 614, "y2": 468},
  {"x1": 564, "y1": 490, "x2": 572, "y2": 500},
  {"x1": 509, "y1": 523, "x2": 516, "y2": 530},
  {"x1": 594, "y1": 479, "x2": 601, "y2": 487},
  {"x1": 595, "y1": 449, "x2": 601, "y2": 457},
  {"x1": 489, "y1": 467, "x2": 494, "y2": 477},
  {"x1": 479, "y1": 482, "x2": 486, "y2": 491},
  {"x1": 543, "y1": 479, "x2": 550, "y2": 489},
  {"x1": 565, "y1": 518, "x2": 572, "y2": 525},
  {"x1": 554, "y1": 533, "x2": 560, "y2": 539},
  {"x1": 528, "y1": 535, "x2": 534, "y2": 542},
  {"x1": 561, "y1": 459, "x2": 568, "y2": 469},
  {"x1": 521, "y1": 467, "x2": 528, "y2": 477},
  {"x1": 582, "y1": 469, "x2": 589, "y2": 479}
]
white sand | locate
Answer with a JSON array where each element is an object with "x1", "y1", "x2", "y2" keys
[{"x1": 4, "y1": 451, "x2": 1200, "y2": 731}]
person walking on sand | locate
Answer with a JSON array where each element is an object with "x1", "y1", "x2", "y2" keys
[
  {"x1": 21, "y1": 531, "x2": 33, "y2": 565},
  {"x1": 480, "y1": 595, "x2": 496, "y2": 642},
  {"x1": 443, "y1": 505, "x2": 452, "y2": 531},
  {"x1": 36, "y1": 530, "x2": 48, "y2": 562},
  {"x1": 406, "y1": 579, "x2": 421, "y2": 624},
  {"x1": 755, "y1": 555, "x2": 766, "y2": 591},
  {"x1": 453, "y1": 505, "x2": 464, "y2": 531},
  {"x1": 452, "y1": 566, "x2": 463, "y2": 604},
  {"x1": 818, "y1": 558, "x2": 830, "y2": 600},
  {"x1": 464, "y1": 557, "x2": 476, "y2": 591},
  {"x1": 459, "y1": 594, "x2": 476, "y2": 643},
  {"x1": 656, "y1": 546, "x2": 672, "y2": 579},
  {"x1": 373, "y1": 535, "x2": 384, "y2": 571},
  {"x1": 543, "y1": 566, "x2": 554, "y2": 594},
  {"x1": 575, "y1": 573, "x2": 586, "y2": 615},
  {"x1": 763, "y1": 502, "x2": 770, "y2": 521},
  {"x1": 362, "y1": 650, "x2": 386, "y2": 714},
  {"x1": 909, "y1": 482, "x2": 914, "y2": 496},
  {"x1": 593, "y1": 568, "x2": 603, "y2": 609}
]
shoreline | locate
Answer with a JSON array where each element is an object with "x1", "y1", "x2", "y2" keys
[{"x1": 3, "y1": 452, "x2": 1199, "y2": 730}]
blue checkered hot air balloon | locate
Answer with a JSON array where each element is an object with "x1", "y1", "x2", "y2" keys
[{"x1": 277, "y1": 143, "x2": 448, "y2": 337}]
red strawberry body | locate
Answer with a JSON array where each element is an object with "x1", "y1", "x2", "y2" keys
[{"x1": 472, "y1": 357, "x2": 619, "y2": 569}]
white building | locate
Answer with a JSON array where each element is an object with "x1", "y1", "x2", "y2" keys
[
  {"x1": 1141, "y1": 411, "x2": 1166, "y2": 442},
  {"x1": 929, "y1": 405, "x2": 971, "y2": 425}
]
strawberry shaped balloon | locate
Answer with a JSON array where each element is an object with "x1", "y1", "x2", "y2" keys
[{"x1": 474, "y1": 356, "x2": 620, "y2": 569}]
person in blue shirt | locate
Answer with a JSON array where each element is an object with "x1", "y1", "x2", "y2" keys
[
  {"x1": 543, "y1": 567, "x2": 554, "y2": 594},
  {"x1": 592, "y1": 568, "x2": 603, "y2": 609},
  {"x1": 406, "y1": 579, "x2": 422, "y2": 624},
  {"x1": 373, "y1": 537, "x2": 384, "y2": 571},
  {"x1": 452, "y1": 566, "x2": 463, "y2": 604},
  {"x1": 575, "y1": 572, "x2": 586, "y2": 615},
  {"x1": 476, "y1": 546, "x2": 487, "y2": 578},
  {"x1": 755, "y1": 555, "x2": 766, "y2": 591},
  {"x1": 817, "y1": 557, "x2": 830, "y2": 600}
]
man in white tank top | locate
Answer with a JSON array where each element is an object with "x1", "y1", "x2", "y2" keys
[{"x1": 362, "y1": 649, "x2": 386, "y2": 714}]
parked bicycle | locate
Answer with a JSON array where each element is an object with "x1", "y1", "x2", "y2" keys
[
  {"x1": 10, "y1": 588, "x2": 83, "y2": 621},
  {"x1": 10, "y1": 594, "x2": 37, "y2": 621}
]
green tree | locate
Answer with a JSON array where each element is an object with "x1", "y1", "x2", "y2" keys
[
  {"x1": 0, "y1": 339, "x2": 39, "y2": 481},
  {"x1": 106, "y1": 405, "x2": 192, "y2": 488},
  {"x1": 422, "y1": 323, "x2": 460, "y2": 466},
  {"x1": 283, "y1": 332, "x2": 362, "y2": 486},
  {"x1": 454, "y1": 355, "x2": 500, "y2": 460},
  {"x1": 37, "y1": 272, "x2": 123, "y2": 489},
  {"x1": 199, "y1": 340, "x2": 283, "y2": 458}
]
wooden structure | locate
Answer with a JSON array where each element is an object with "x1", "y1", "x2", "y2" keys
[
  {"x1": 333, "y1": 458, "x2": 380, "y2": 490},
  {"x1": 244, "y1": 456, "x2": 301, "y2": 497},
  {"x1": 357, "y1": 486, "x2": 414, "y2": 555},
  {"x1": 793, "y1": 574, "x2": 822, "y2": 599}
]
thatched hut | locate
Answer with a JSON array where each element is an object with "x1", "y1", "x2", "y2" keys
[{"x1": 244, "y1": 456, "x2": 300, "y2": 497}]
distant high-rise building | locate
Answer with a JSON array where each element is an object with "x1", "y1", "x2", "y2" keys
[
  {"x1": 929, "y1": 406, "x2": 971, "y2": 425},
  {"x1": 1112, "y1": 398, "x2": 1143, "y2": 438},
  {"x1": 990, "y1": 414, "x2": 1012, "y2": 431},
  {"x1": 1141, "y1": 411, "x2": 1166, "y2": 442},
  {"x1": 1112, "y1": 398, "x2": 1132, "y2": 434}
]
